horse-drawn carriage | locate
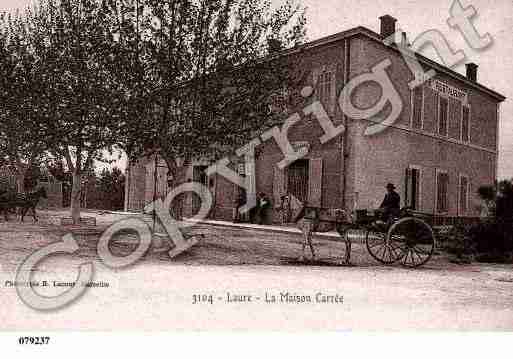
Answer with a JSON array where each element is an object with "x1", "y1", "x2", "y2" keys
[
  {"x1": 282, "y1": 195, "x2": 436, "y2": 268},
  {"x1": 326, "y1": 207, "x2": 433, "y2": 268}
]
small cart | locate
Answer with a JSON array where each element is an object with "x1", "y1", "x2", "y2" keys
[{"x1": 303, "y1": 206, "x2": 436, "y2": 268}]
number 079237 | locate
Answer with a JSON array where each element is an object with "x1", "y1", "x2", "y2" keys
[{"x1": 18, "y1": 336, "x2": 50, "y2": 345}]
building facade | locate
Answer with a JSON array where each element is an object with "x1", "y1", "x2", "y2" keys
[{"x1": 126, "y1": 15, "x2": 505, "y2": 222}]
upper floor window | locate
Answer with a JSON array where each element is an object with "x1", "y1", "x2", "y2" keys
[
  {"x1": 269, "y1": 86, "x2": 290, "y2": 114},
  {"x1": 438, "y1": 96, "x2": 449, "y2": 136},
  {"x1": 317, "y1": 70, "x2": 334, "y2": 108},
  {"x1": 461, "y1": 105, "x2": 471, "y2": 143},
  {"x1": 411, "y1": 86, "x2": 424, "y2": 130}
]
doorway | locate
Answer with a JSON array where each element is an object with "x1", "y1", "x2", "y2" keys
[{"x1": 287, "y1": 159, "x2": 309, "y2": 203}]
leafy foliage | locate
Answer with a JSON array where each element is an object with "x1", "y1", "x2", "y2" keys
[
  {"x1": 107, "y1": 0, "x2": 307, "y2": 173},
  {"x1": 468, "y1": 179, "x2": 513, "y2": 262},
  {"x1": 0, "y1": 0, "x2": 307, "y2": 222}
]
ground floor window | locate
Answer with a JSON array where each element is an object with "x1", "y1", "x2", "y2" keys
[
  {"x1": 405, "y1": 166, "x2": 421, "y2": 210},
  {"x1": 287, "y1": 159, "x2": 309, "y2": 203},
  {"x1": 436, "y1": 170, "x2": 449, "y2": 213},
  {"x1": 459, "y1": 175, "x2": 469, "y2": 214},
  {"x1": 192, "y1": 165, "x2": 209, "y2": 214}
]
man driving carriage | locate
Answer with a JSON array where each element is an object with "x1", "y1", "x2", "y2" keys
[{"x1": 378, "y1": 183, "x2": 401, "y2": 224}]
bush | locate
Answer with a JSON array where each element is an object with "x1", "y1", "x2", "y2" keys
[
  {"x1": 465, "y1": 220, "x2": 513, "y2": 263},
  {"x1": 471, "y1": 180, "x2": 513, "y2": 263},
  {"x1": 440, "y1": 225, "x2": 473, "y2": 257},
  {"x1": 437, "y1": 221, "x2": 513, "y2": 264}
]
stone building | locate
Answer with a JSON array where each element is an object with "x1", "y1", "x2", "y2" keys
[{"x1": 126, "y1": 15, "x2": 506, "y2": 222}]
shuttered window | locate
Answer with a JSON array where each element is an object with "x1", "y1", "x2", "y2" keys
[
  {"x1": 405, "y1": 167, "x2": 421, "y2": 210},
  {"x1": 438, "y1": 97, "x2": 448, "y2": 136},
  {"x1": 461, "y1": 106, "x2": 470, "y2": 142},
  {"x1": 317, "y1": 71, "x2": 334, "y2": 110},
  {"x1": 411, "y1": 86, "x2": 423, "y2": 129},
  {"x1": 436, "y1": 171, "x2": 449, "y2": 213},
  {"x1": 459, "y1": 175, "x2": 469, "y2": 214},
  {"x1": 288, "y1": 160, "x2": 309, "y2": 203},
  {"x1": 192, "y1": 166, "x2": 209, "y2": 215}
]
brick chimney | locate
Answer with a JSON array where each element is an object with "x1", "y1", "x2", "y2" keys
[
  {"x1": 401, "y1": 31, "x2": 410, "y2": 48},
  {"x1": 379, "y1": 15, "x2": 397, "y2": 38},
  {"x1": 466, "y1": 63, "x2": 478, "y2": 82}
]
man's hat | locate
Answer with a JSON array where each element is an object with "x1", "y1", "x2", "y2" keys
[{"x1": 386, "y1": 183, "x2": 396, "y2": 190}]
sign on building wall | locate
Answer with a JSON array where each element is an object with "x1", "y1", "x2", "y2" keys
[
  {"x1": 427, "y1": 79, "x2": 468, "y2": 104},
  {"x1": 414, "y1": 72, "x2": 468, "y2": 104},
  {"x1": 237, "y1": 163, "x2": 245, "y2": 176}
]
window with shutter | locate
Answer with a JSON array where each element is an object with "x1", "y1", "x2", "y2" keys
[
  {"x1": 411, "y1": 86, "x2": 423, "y2": 129},
  {"x1": 317, "y1": 71, "x2": 334, "y2": 110},
  {"x1": 438, "y1": 97, "x2": 449, "y2": 136},
  {"x1": 192, "y1": 166, "x2": 208, "y2": 215},
  {"x1": 461, "y1": 106, "x2": 470, "y2": 142},
  {"x1": 436, "y1": 171, "x2": 449, "y2": 213},
  {"x1": 405, "y1": 167, "x2": 421, "y2": 210},
  {"x1": 288, "y1": 160, "x2": 309, "y2": 203},
  {"x1": 459, "y1": 175, "x2": 469, "y2": 214}
]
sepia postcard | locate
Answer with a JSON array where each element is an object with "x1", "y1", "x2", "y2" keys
[{"x1": 0, "y1": 0, "x2": 512, "y2": 347}]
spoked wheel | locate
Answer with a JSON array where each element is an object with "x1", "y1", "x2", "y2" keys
[
  {"x1": 366, "y1": 229, "x2": 403, "y2": 265},
  {"x1": 387, "y1": 217, "x2": 435, "y2": 268}
]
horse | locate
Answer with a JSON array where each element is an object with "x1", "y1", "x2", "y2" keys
[
  {"x1": 277, "y1": 194, "x2": 355, "y2": 264},
  {"x1": 0, "y1": 190, "x2": 17, "y2": 221},
  {"x1": 0, "y1": 187, "x2": 47, "y2": 222}
]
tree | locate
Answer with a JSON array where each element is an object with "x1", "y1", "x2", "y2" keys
[
  {"x1": 19, "y1": 0, "x2": 127, "y2": 223},
  {"x1": 478, "y1": 180, "x2": 513, "y2": 221},
  {"x1": 1, "y1": 0, "x2": 307, "y2": 223},
  {"x1": 474, "y1": 180, "x2": 513, "y2": 259},
  {"x1": 477, "y1": 183, "x2": 497, "y2": 218},
  {"x1": 110, "y1": 0, "x2": 307, "y2": 187},
  {"x1": 0, "y1": 10, "x2": 50, "y2": 191},
  {"x1": 496, "y1": 180, "x2": 513, "y2": 222}
]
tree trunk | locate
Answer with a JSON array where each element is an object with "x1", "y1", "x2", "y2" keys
[
  {"x1": 161, "y1": 155, "x2": 183, "y2": 220},
  {"x1": 70, "y1": 172, "x2": 82, "y2": 225},
  {"x1": 124, "y1": 165, "x2": 130, "y2": 212},
  {"x1": 14, "y1": 164, "x2": 25, "y2": 193}
]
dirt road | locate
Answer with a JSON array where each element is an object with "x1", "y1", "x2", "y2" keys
[{"x1": 1, "y1": 210, "x2": 512, "y2": 330}]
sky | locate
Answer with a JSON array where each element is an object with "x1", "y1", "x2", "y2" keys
[{"x1": 1, "y1": 0, "x2": 512, "y2": 178}]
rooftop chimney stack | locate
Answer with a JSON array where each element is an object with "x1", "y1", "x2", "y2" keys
[
  {"x1": 466, "y1": 63, "x2": 478, "y2": 82},
  {"x1": 379, "y1": 15, "x2": 397, "y2": 38},
  {"x1": 401, "y1": 31, "x2": 410, "y2": 48}
]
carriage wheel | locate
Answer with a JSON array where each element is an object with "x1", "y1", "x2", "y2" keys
[
  {"x1": 387, "y1": 217, "x2": 435, "y2": 268},
  {"x1": 366, "y1": 229, "x2": 403, "y2": 265}
]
